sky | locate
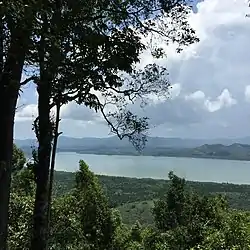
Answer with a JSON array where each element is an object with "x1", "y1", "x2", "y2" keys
[{"x1": 15, "y1": 0, "x2": 250, "y2": 139}]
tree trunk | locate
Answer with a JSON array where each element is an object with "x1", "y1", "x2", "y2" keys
[
  {"x1": 0, "y1": 33, "x2": 27, "y2": 249},
  {"x1": 31, "y1": 2, "x2": 61, "y2": 248},
  {"x1": 0, "y1": 88, "x2": 19, "y2": 250},
  {"x1": 30, "y1": 76, "x2": 52, "y2": 250},
  {"x1": 30, "y1": 12, "x2": 53, "y2": 248},
  {"x1": 46, "y1": 103, "x2": 61, "y2": 249}
]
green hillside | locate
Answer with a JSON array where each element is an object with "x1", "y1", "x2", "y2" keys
[{"x1": 53, "y1": 171, "x2": 250, "y2": 226}]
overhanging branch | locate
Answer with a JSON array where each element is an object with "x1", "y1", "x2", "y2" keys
[{"x1": 20, "y1": 76, "x2": 38, "y2": 86}]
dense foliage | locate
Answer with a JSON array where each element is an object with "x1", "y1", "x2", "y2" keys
[
  {"x1": 7, "y1": 146, "x2": 250, "y2": 249},
  {"x1": 53, "y1": 171, "x2": 250, "y2": 212},
  {"x1": 1, "y1": 0, "x2": 198, "y2": 247}
]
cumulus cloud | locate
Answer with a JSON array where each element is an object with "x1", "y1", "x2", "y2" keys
[
  {"x1": 147, "y1": 0, "x2": 250, "y2": 138},
  {"x1": 16, "y1": 104, "x2": 37, "y2": 122},
  {"x1": 204, "y1": 89, "x2": 237, "y2": 112},
  {"x1": 60, "y1": 102, "x2": 100, "y2": 122},
  {"x1": 185, "y1": 89, "x2": 237, "y2": 112},
  {"x1": 14, "y1": 0, "x2": 250, "y2": 139},
  {"x1": 16, "y1": 102, "x2": 101, "y2": 123},
  {"x1": 185, "y1": 90, "x2": 205, "y2": 102}
]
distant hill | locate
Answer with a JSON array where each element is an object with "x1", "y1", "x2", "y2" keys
[
  {"x1": 15, "y1": 136, "x2": 250, "y2": 161},
  {"x1": 174, "y1": 143, "x2": 250, "y2": 161},
  {"x1": 15, "y1": 135, "x2": 250, "y2": 149}
]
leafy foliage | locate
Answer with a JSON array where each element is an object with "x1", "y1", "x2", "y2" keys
[
  {"x1": 24, "y1": 1, "x2": 199, "y2": 247},
  {"x1": 8, "y1": 146, "x2": 250, "y2": 249},
  {"x1": 151, "y1": 172, "x2": 250, "y2": 249},
  {"x1": 2, "y1": 0, "x2": 199, "y2": 248},
  {"x1": 72, "y1": 160, "x2": 116, "y2": 249},
  {"x1": 8, "y1": 193, "x2": 34, "y2": 250},
  {"x1": 12, "y1": 144, "x2": 26, "y2": 174}
]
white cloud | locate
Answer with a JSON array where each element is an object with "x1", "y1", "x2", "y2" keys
[
  {"x1": 60, "y1": 102, "x2": 99, "y2": 122},
  {"x1": 204, "y1": 89, "x2": 237, "y2": 112},
  {"x1": 185, "y1": 90, "x2": 205, "y2": 102},
  {"x1": 245, "y1": 85, "x2": 250, "y2": 102},
  {"x1": 169, "y1": 83, "x2": 181, "y2": 99},
  {"x1": 16, "y1": 104, "x2": 37, "y2": 121},
  {"x1": 186, "y1": 89, "x2": 237, "y2": 112},
  {"x1": 140, "y1": 0, "x2": 250, "y2": 137},
  {"x1": 14, "y1": 0, "x2": 250, "y2": 139},
  {"x1": 15, "y1": 101, "x2": 101, "y2": 123}
]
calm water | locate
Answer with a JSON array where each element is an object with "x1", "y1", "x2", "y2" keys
[{"x1": 55, "y1": 152, "x2": 250, "y2": 184}]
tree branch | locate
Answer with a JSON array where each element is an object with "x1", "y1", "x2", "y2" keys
[{"x1": 20, "y1": 76, "x2": 38, "y2": 86}]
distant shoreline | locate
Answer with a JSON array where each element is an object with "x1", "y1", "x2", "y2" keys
[
  {"x1": 17, "y1": 136, "x2": 250, "y2": 162},
  {"x1": 24, "y1": 149, "x2": 250, "y2": 162},
  {"x1": 55, "y1": 149, "x2": 250, "y2": 162},
  {"x1": 54, "y1": 170, "x2": 250, "y2": 186}
]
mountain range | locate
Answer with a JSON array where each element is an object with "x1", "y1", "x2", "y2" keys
[
  {"x1": 15, "y1": 135, "x2": 250, "y2": 148},
  {"x1": 14, "y1": 136, "x2": 250, "y2": 161}
]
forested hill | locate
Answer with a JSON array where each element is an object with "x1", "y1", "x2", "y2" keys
[
  {"x1": 53, "y1": 171, "x2": 250, "y2": 226},
  {"x1": 56, "y1": 142, "x2": 250, "y2": 160},
  {"x1": 15, "y1": 135, "x2": 250, "y2": 149},
  {"x1": 16, "y1": 135, "x2": 250, "y2": 161}
]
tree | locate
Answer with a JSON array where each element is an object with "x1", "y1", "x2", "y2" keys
[
  {"x1": 152, "y1": 172, "x2": 230, "y2": 249},
  {"x1": 130, "y1": 221, "x2": 143, "y2": 243},
  {"x1": 73, "y1": 160, "x2": 116, "y2": 249},
  {"x1": 191, "y1": 211, "x2": 250, "y2": 249},
  {"x1": 8, "y1": 148, "x2": 36, "y2": 249},
  {"x1": 28, "y1": 0, "x2": 199, "y2": 248},
  {"x1": 46, "y1": 101, "x2": 61, "y2": 248},
  {"x1": 152, "y1": 171, "x2": 187, "y2": 231},
  {"x1": 12, "y1": 144, "x2": 26, "y2": 174},
  {"x1": 49, "y1": 160, "x2": 118, "y2": 249},
  {"x1": 11, "y1": 149, "x2": 36, "y2": 197},
  {"x1": 0, "y1": 2, "x2": 39, "y2": 247},
  {"x1": 49, "y1": 193, "x2": 86, "y2": 249},
  {"x1": 8, "y1": 193, "x2": 34, "y2": 250}
]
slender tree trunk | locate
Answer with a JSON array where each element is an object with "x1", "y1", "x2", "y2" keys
[
  {"x1": 0, "y1": 32, "x2": 27, "y2": 249},
  {"x1": 31, "y1": 1, "x2": 61, "y2": 248},
  {"x1": 30, "y1": 14, "x2": 53, "y2": 248},
  {"x1": 46, "y1": 102, "x2": 61, "y2": 249},
  {"x1": 30, "y1": 78, "x2": 52, "y2": 250}
]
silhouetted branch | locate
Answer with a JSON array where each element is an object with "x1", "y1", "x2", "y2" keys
[{"x1": 20, "y1": 76, "x2": 38, "y2": 86}]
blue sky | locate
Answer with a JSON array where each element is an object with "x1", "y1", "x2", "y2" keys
[{"x1": 15, "y1": 0, "x2": 250, "y2": 139}]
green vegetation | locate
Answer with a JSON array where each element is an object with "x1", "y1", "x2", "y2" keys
[
  {"x1": 52, "y1": 171, "x2": 250, "y2": 227},
  {"x1": 9, "y1": 151, "x2": 250, "y2": 249},
  {"x1": 2, "y1": 0, "x2": 249, "y2": 248},
  {"x1": 1, "y1": 0, "x2": 197, "y2": 248}
]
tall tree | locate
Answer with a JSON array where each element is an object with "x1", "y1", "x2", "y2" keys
[
  {"x1": 30, "y1": 0, "x2": 65, "y2": 248},
  {"x1": 153, "y1": 171, "x2": 187, "y2": 231},
  {"x1": 73, "y1": 160, "x2": 116, "y2": 249},
  {"x1": 152, "y1": 172, "x2": 230, "y2": 249},
  {"x1": 30, "y1": 0, "x2": 199, "y2": 248},
  {"x1": 0, "y1": 2, "x2": 38, "y2": 248}
]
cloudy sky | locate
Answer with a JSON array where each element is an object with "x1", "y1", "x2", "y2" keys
[{"x1": 15, "y1": 0, "x2": 250, "y2": 139}]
